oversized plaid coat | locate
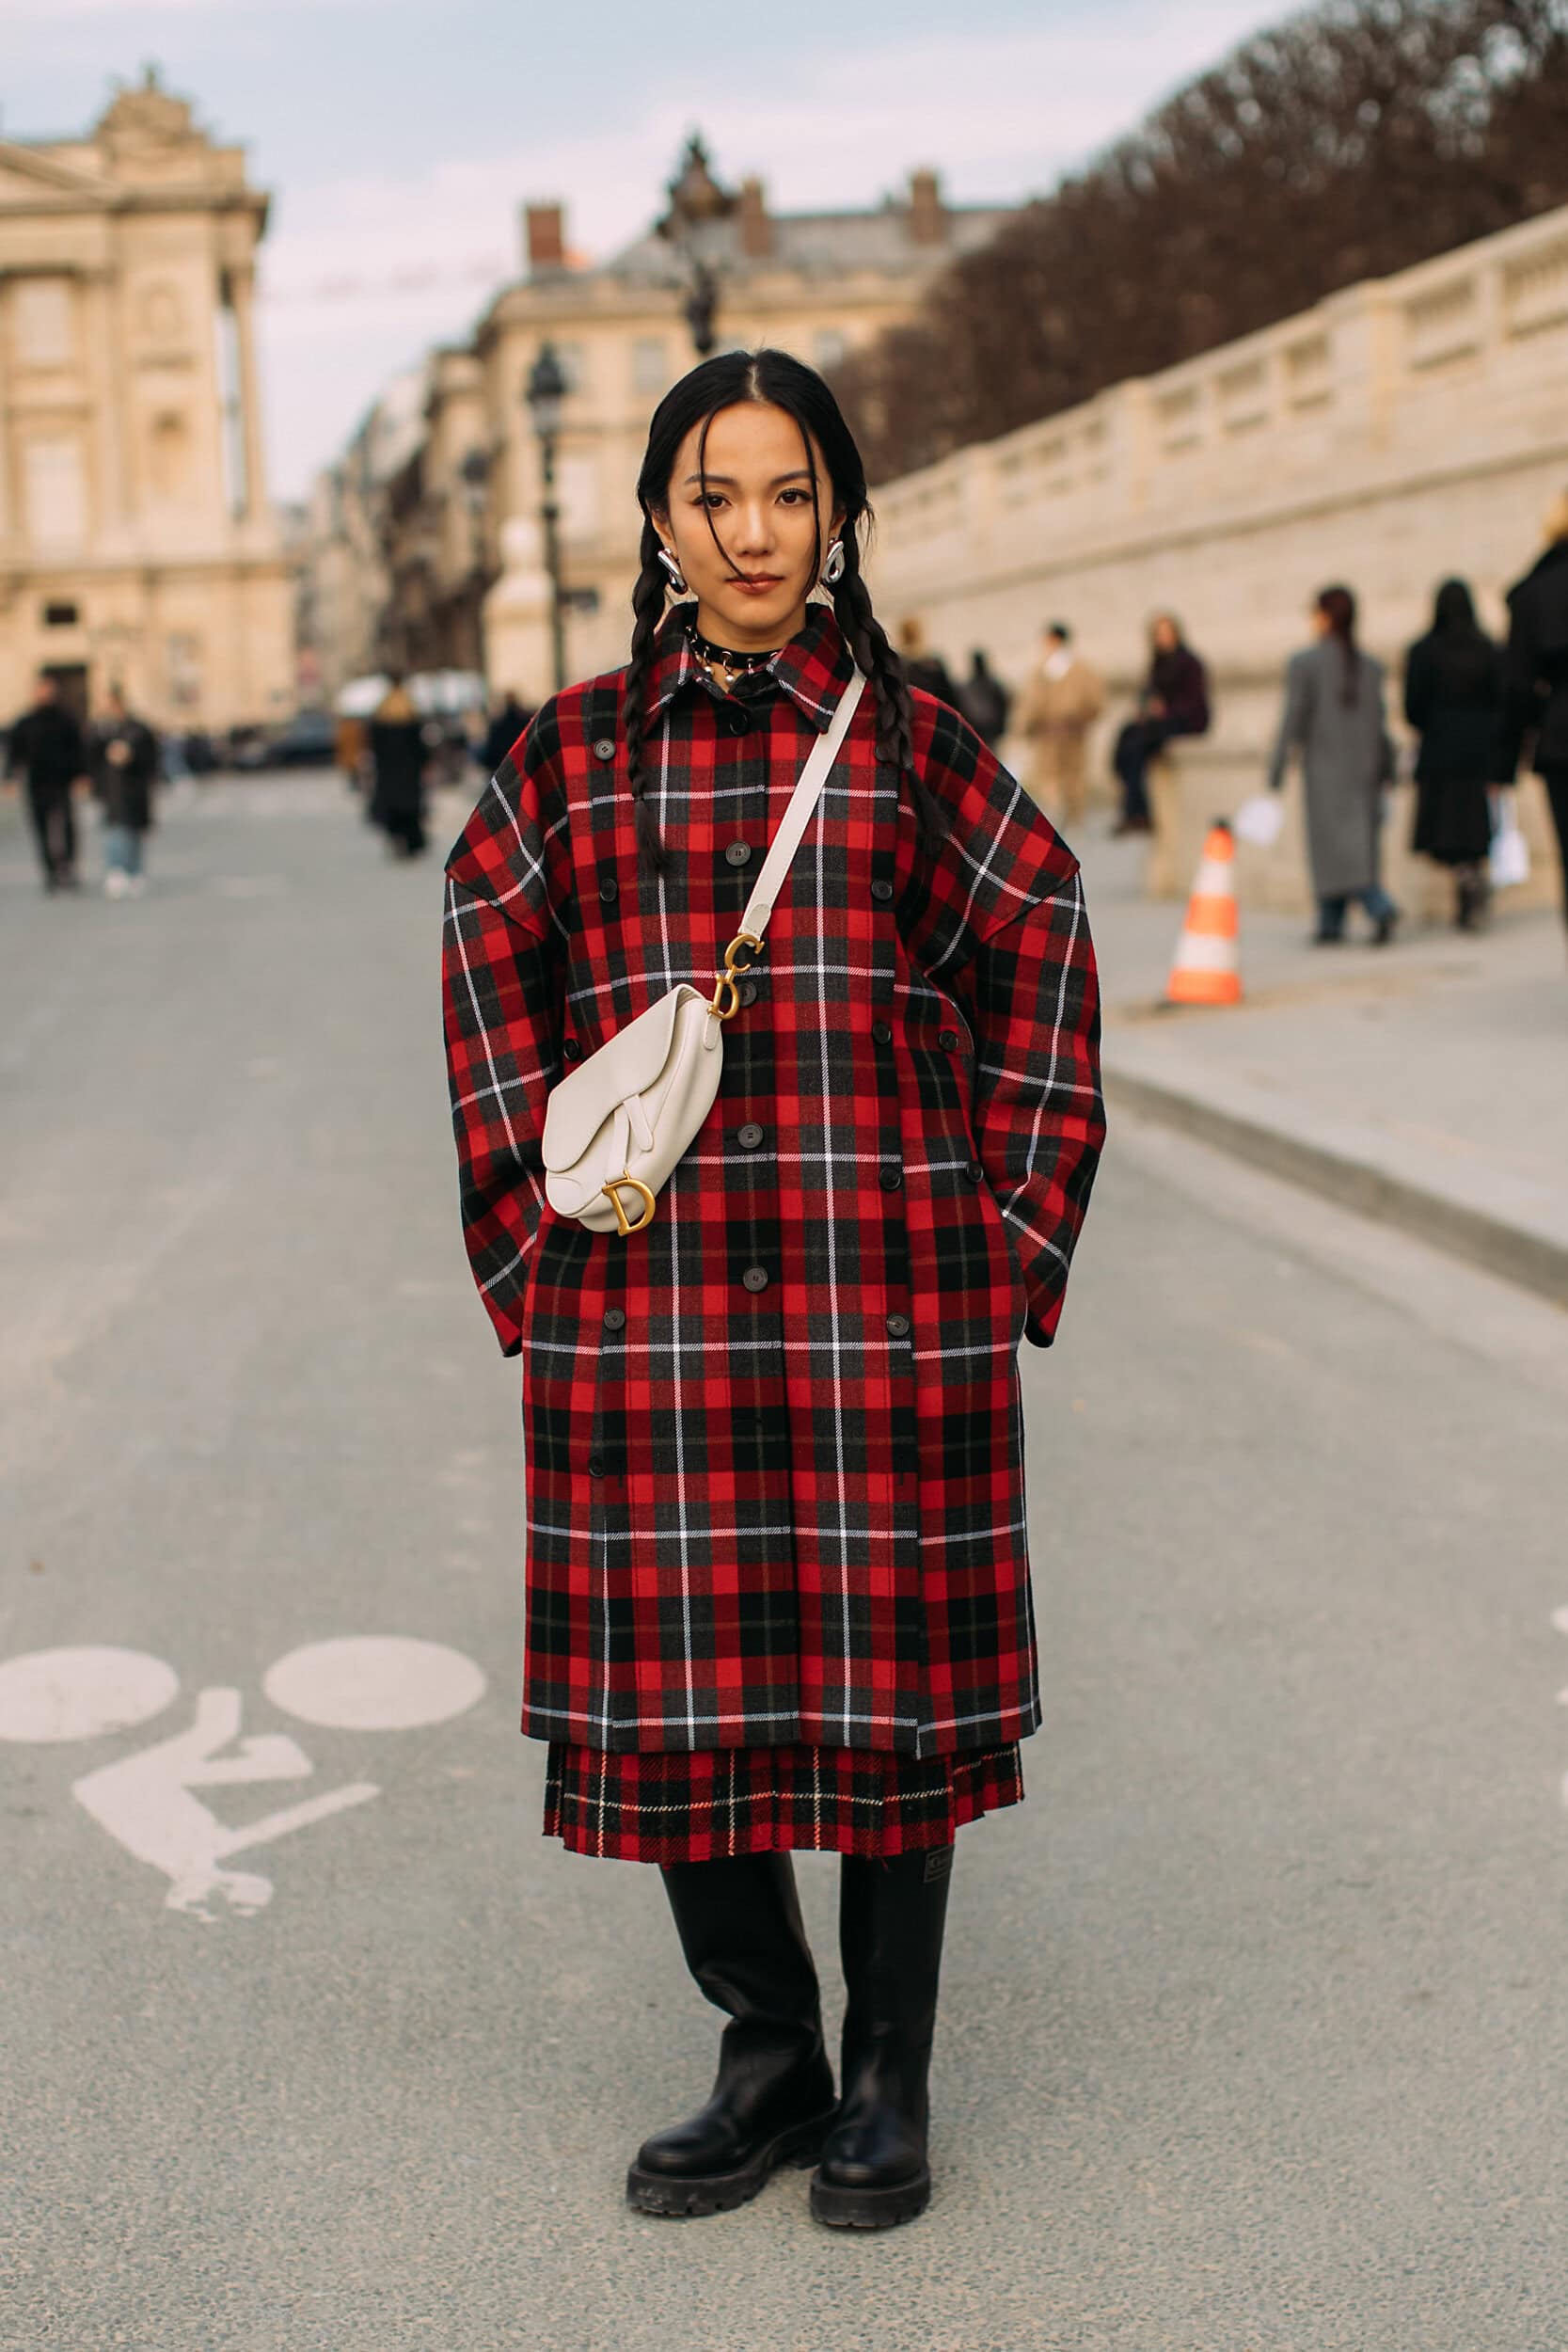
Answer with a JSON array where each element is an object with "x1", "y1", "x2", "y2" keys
[{"x1": 443, "y1": 608, "x2": 1103, "y2": 1758}]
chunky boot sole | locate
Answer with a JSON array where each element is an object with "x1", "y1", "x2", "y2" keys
[
  {"x1": 626, "y1": 2109, "x2": 834, "y2": 2218},
  {"x1": 810, "y1": 2163, "x2": 931, "y2": 2230}
]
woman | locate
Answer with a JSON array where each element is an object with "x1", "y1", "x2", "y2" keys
[
  {"x1": 442, "y1": 352, "x2": 1103, "y2": 2232},
  {"x1": 368, "y1": 671, "x2": 427, "y2": 857},
  {"x1": 1111, "y1": 613, "x2": 1210, "y2": 836},
  {"x1": 1269, "y1": 585, "x2": 1399, "y2": 944},
  {"x1": 90, "y1": 684, "x2": 159, "y2": 899},
  {"x1": 1403, "y1": 580, "x2": 1502, "y2": 930},
  {"x1": 1497, "y1": 489, "x2": 1568, "y2": 933}
]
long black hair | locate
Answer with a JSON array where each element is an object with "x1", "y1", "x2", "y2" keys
[
  {"x1": 624, "y1": 347, "x2": 942, "y2": 872},
  {"x1": 1316, "y1": 583, "x2": 1361, "y2": 707},
  {"x1": 1429, "y1": 575, "x2": 1495, "y2": 697}
]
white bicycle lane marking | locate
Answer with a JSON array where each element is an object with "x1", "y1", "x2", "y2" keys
[{"x1": 0, "y1": 1638, "x2": 486, "y2": 1923}]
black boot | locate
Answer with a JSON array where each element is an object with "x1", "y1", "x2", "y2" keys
[
  {"x1": 627, "y1": 1853, "x2": 836, "y2": 2218},
  {"x1": 811, "y1": 1844, "x2": 954, "y2": 2231}
]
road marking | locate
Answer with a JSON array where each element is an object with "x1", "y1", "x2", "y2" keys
[
  {"x1": 262, "y1": 1636, "x2": 486, "y2": 1730},
  {"x1": 73, "y1": 1687, "x2": 378, "y2": 1923},
  {"x1": 0, "y1": 1645, "x2": 179, "y2": 1743},
  {"x1": 0, "y1": 1637, "x2": 488, "y2": 1918}
]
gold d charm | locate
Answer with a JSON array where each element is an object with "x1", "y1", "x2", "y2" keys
[
  {"x1": 602, "y1": 1173, "x2": 657, "y2": 1236},
  {"x1": 709, "y1": 930, "x2": 764, "y2": 1023}
]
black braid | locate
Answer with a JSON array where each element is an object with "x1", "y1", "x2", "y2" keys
[
  {"x1": 831, "y1": 540, "x2": 946, "y2": 852},
  {"x1": 623, "y1": 517, "x2": 673, "y2": 873}
]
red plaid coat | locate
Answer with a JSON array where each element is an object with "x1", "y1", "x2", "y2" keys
[{"x1": 443, "y1": 608, "x2": 1103, "y2": 1757}]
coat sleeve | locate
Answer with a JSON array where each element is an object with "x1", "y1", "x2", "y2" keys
[
  {"x1": 1268, "y1": 653, "x2": 1314, "y2": 792},
  {"x1": 1497, "y1": 588, "x2": 1545, "y2": 783},
  {"x1": 441, "y1": 703, "x2": 574, "y2": 1358},
  {"x1": 966, "y1": 871, "x2": 1104, "y2": 1348},
  {"x1": 909, "y1": 695, "x2": 1105, "y2": 1350},
  {"x1": 1402, "y1": 640, "x2": 1432, "y2": 734}
]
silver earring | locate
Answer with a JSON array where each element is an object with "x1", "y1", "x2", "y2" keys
[
  {"x1": 657, "y1": 548, "x2": 689, "y2": 596},
  {"x1": 821, "y1": 538, "x2": 847, "y2": 588}
]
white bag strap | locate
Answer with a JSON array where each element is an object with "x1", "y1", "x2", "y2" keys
[{"x1": 739, "y1": 668, "x2": 865, "y2": 940}]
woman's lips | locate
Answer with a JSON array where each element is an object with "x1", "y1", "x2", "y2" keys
[{"x1": 734, "y1": 576, "x2": 783, "y2": 594}]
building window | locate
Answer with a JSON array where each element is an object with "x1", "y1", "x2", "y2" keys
[
  {"x1": 24, "y1": 440, "x2": 87, "y2": 547},
  {"x1": 558, "y1": 454, "x2": 600, "y2": 537},
  {"x1": 149, "y1": 411, "x2": 191, "y2": 502},
  {"x1": 631, "y1": 336, "x2": 668, "y2": 395},
  {"x1": 43, "y1": 601, "x2": 80, "y2": 628},
  {"x1": 166, "y1": 633, "x2": 204, "y2": 711},
  {"x1": 555, "y1": 341, "x2": 587, "y2": 394},
  {"x1": 813, "y1": 328, "x2": 848, "y2": 373},
  {"x1": 14, "y1": 279, "x2": 74, "y2": 367}
]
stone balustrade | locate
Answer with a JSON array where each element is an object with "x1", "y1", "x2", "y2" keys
[{"x1": 867, "y1": 203, "x2": 1568, "y2": 913}]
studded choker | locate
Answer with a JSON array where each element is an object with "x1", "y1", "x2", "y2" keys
[{"x1": 684, "y1": 616, "x2": 782, "y2": 676}]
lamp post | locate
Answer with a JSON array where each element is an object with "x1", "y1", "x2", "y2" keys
[
  {"x1": 525, "y1": 342, "x2": 567, "y2": 695},
  {"x1": 457, "y1": 444, "x2": 491, "y2": 675},
  {"x1": 657, "y1": 135, "x2": 734, "y2": 358}
]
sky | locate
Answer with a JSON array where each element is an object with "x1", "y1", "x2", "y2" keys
[{"x1": 5, "y1": 0, "x2": 1287, "y2": 500}]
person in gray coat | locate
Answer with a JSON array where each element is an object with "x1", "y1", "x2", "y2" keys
[{"x1": 1269, "y1": 584, "x2": 1399, "y2": 944}]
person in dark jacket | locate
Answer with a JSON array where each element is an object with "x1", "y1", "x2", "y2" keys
[
  {"x1": 1111, "y1": 613, "x2": 1211, "y2": 835},
  {"x1": 483, "y1": 689, "x2": 534, "y2": 774},
  {"x1": 1497, "y1": 491, "x2": 1568, "y2": 931},
  {"x1": 958, "y1": 650, "x2": 1011, "y2": 748},
  {"x1": 89, "y1": 686, "x2": 161, "y2": 898},
  {"x1": 368, "y1": 672, "x2": 428, "y2": 857},
  {"x1": 5, "y1": 675, "x2": 86, "y2": 890},
  {"x1": 896, "y1": 618, "x2": 961, "y2": 712},
  {"x1": 1403, "y1": 580, "x2": 1503, "y2": 930}
]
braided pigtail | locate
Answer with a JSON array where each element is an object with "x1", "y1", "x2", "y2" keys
[
  {"x1": 832, "y1": 538, "x2": 946, "y2": 852},
  {"x1": 623, "y1": 518, "x2": 672, "y2": 874}
]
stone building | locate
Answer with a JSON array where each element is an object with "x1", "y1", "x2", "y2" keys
[
  {"x1": 865, "y1": 199, "x2": 1568, "y2": 915},
  {"x1": 0, "y1": 71, "x2": 292, "y2": 733},
  {"x1": 319, "y1": 140, "x2": 1011, "y2": 701}
]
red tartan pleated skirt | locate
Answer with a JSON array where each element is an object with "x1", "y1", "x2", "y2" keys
[{"x1": 542, "y1": 1740, "x2": 1024, "y2": 1865}]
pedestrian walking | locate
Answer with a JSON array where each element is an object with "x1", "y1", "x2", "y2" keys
[
  {"x1": 1269, "y1": 585, "x2": 1399, "y2": 944},
  {"x1": 1016, "y1": 622, "x2": 1104, "y2": 828},
  {"x1": 89, "y1": 686, "x2": 160, "y2": 898},
  {"x1": 1403, "y1": 580, "x2": 1503, "y2": 930},
  {"x1": 958, "y1": 649, "x2": 1010, "y2": 748},
  {"x1": 367, "y1": 673, "x2": 427, "y2": 857},
  {"x1": 1110, "y1": 614, "x2": 1210, "y2": 835},
  {"x1": 895, "y1": 617, "x2": 962, "y2": 712},
  {"x1": 482, "y1": 687, "x2": 533, "y2": 773},
  {"x1": 443, "y1": 348, "x2": 1104, "y2": 2233},
  {"x1": 5, "y1": 675, "x2": 86, "y2": 892},
  {"x1": 1497, "y1": 489, "x2": 1568, "y2": 935}
]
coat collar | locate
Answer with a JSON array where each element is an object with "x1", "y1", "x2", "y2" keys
[{"x1": 641, "y1": 602, "x2": 856, "y2": 735}]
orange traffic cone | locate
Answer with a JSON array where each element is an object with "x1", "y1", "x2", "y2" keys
[{"x1": 1166, "y1": 819, "x2": 1242, "y2": 1006}]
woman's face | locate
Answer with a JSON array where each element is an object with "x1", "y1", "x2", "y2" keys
[
  {"x1": 1150, "y1": 615, "x2": 1179, "y2": 655},
  {"x1": 654, "y1": 400, "x2": 844, "y2": 651}
]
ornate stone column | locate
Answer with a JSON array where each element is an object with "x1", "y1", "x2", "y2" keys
[{"x1": 228, "y1": 262, "x2": 269, "y2": 527}]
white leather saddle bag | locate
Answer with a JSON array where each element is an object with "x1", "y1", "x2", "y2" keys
[{"x1": 542, "y1": 668, "x2": 864, "y2": 1235}]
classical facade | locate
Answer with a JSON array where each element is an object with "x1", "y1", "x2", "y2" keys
[
  {"x1": 0, "y1": 71, "x2": 292, "y2": 732},
  {"x1": 866, "y1": 199, "x2": 1568, "y2": 914},
  {"x1": 309, "y1": 141, "x2": 1011, "y2": 701}
]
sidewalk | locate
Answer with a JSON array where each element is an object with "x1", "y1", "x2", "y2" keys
[{"x1": 1079, "y1": 829, "x2": 1568, "y2": 1307}]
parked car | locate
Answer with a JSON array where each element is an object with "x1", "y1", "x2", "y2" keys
[{"x1": 261, "y1": 710, "x2": 339, "y2": 769}]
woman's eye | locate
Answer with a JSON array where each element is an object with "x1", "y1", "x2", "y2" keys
[
  {"x1": 698, "y1": 492, "x2": 727, "y2": 510},
  {"x1": 779, "y1": 489, "x2": 810, "y2": 505}
]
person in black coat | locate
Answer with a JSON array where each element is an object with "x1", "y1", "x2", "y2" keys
[
  {"x1": 895, "y1": 618, "x2": 962, "y2": 713},
  {"x1": 958, "y1": 650, "x2": 1011, "y2": 748},
  {"x1": 89, "y1": 686, "x2": 161, "y2": 898},
  {"x1": 1497, "y1": 493, "x2": 1568, "y2": 932},
  {"x1": 1111, "y1": 613, "x2": 1211, "y2": 835},
  {"x1": 368, "y1": 673, "x2": 429, "y2": 858},
  {"x1": 483, "y1": 690, "x2": 534, "y2": 774},
  {"x1": 1403, "y1": 580, "x2": 1503, "y2": 930},
  {"x1": 5, "y1": 675, "x2": 86, "y2": 891}
]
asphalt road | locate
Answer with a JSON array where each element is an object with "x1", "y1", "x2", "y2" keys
[{"x1": 3, "y1": 776, "x2": 1565, "y2": 2352}]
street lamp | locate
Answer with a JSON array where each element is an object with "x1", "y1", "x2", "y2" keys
[
  {"x1": 457, "y1": 445, "x2": 491, "y2": 674},
  {"x1": 657, "y1": 135, "x2": 734, "y2": 358},
  {"x1": 526, "y1": 342, "x2": 567, "y2": 694}
]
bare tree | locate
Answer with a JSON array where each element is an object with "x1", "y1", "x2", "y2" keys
[{"x1": 835, "y1": 0, "x2": 1568, "y2": 479}]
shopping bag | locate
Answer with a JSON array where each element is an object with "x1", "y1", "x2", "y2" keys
[
  {"x1": 1233, "y1": 793, "x2": 1285, "y2": 849},
  {"x1": 1490, "y1": 795, "x2": 1530, "y2": 890}
]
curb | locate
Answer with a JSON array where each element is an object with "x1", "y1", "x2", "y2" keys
[{"x1": 1103, "y1": 1064, "x2": 1568, "y2": 1312}]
